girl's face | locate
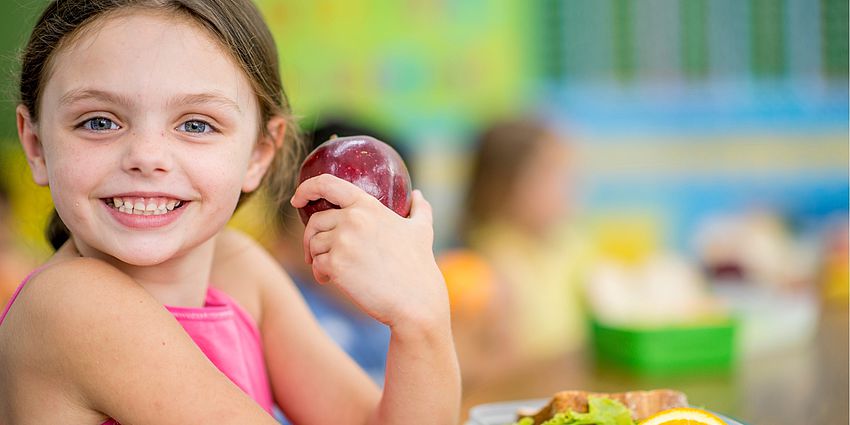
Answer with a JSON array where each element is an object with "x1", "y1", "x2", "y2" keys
[
  {"x1": 507, "y1": 136, "x2": 573, "y2": 236},
  {"x1": 19, "y1": 11, "x2": 277, "y2": 266}
]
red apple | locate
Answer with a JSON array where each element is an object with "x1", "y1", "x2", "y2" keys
[{"x1": 297, "y1": 135, "x2": 412, "y2": 225}]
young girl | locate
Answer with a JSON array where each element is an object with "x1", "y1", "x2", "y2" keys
[
  {"x1": 0, "y1": 1, "x2": 460, "y2": 424},
  {"x1": 453, "y1": 118, "x2": 589, "y2": 380}
]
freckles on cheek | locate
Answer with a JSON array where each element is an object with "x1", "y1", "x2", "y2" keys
[
  {"x1": 47, "y1": 154, "x2": 86, "y2": 194},
  {"x1": 200, "y1": 161, "x2": 248, "y2": 205}
]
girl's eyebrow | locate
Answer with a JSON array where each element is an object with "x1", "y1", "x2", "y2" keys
[
  {"x1": 168, "y1": 92, "x2": 242, "y2": 114},
  {"x1": 58, "y1": 89, "x2": 241, "y2": 114},
  {"x1": 59, "y1": 88, "x2": 134, "y2": 109}
]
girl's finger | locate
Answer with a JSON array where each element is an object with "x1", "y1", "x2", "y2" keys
[
  {"x1": 311, "y1": 253, "x2": 332, "y2": 284},
  {"x1": 307, "y1": 231, "x2": 333, "y2": 261},
  {"x1": 408, "y1": 189, "x2": 433, "y2": 226},
  {"x1": 290, "y1": 174, "x2": 363, "y2": 210},
  {"x1": 302, "y1": 209, "x2": 338, "y2": 264}
]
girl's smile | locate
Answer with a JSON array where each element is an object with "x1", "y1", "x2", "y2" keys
[
  {"x1": 104, "y1": 196, "x2": 185, "y2": 216},
  {"x1": 102, "y1": 194, "x2": 189, "y2": 229}
]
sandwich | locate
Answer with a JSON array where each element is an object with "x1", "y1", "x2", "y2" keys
[{"x1": 513, "y1": 389, "x2": 688, "y2": 425}]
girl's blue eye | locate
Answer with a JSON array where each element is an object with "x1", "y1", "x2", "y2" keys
[
  {"x1": 82, "y1": 117, "x2": 119, "y2": 131},
  {"x1": 179, "y1": 120, "x2": 214, "y2": 134}
]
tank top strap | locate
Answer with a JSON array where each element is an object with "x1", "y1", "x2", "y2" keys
[{"x1": 0, "y1": 268, "x2": 45, "y2": 326}]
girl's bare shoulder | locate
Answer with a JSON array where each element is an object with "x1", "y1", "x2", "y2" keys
[
  {"x1": 3, "y1": 256, "x2": 164, "y2": 353},
  {"x1": 1, "y1": 255, "x2": 280, "y2": 424},
  {"x1": 20, "y1": 256, "x2": 148, "y2": 312},
  {"x1": 0, "y1": 254, "x2": 180, "y2": 381},
  {"x1": 211, "y1": 228, "x2": 300, "y2": 324},
  {"x1": 0, "y1": 257, "x2": 134, "y2": 423},
  {"x1": 0, "y1": 257, "x2": 161, "y2": 418}
]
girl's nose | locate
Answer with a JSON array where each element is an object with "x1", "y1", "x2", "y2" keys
[{"x1": 121, "y1": 130, "x2": 173, "y2": 176}]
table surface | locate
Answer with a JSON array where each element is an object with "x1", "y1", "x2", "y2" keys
[{"x1": 460, "y1": 301, "x2": 848, "y2": 425}]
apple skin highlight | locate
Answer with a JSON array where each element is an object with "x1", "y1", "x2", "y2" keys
[{"x1": 297, "y1": 135, "x2": 412, "y2": 225}]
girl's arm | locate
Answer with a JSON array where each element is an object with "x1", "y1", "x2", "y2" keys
[
  {"x1": 291, "y1": 174, "x2": 462, "y2": 424},
  {"x1": 16, "y1": 258, "x2": 279, "y2": 425},
  {"x1": 212, "y1": 229, "x2": 383, "y2": 422}
]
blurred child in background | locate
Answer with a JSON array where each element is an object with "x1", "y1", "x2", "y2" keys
[{"x1": 444, "y1": 118, "x2": 591, "y2": 385}]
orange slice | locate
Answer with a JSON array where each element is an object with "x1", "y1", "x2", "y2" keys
[{"x1": 639, "y1": 407, "x2": 728, "y2": 425}]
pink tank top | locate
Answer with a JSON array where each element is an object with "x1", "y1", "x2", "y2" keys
[{"x1": 0, "y1": 271, "x2": 274, "y2": 424}]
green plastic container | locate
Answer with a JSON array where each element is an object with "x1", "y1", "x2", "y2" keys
[{"x1": 591, "y1": 318, "x2": 736, "y2": 373}]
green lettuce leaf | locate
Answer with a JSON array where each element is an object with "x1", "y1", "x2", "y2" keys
[
  {"x1": 567, "y1": 397, "x2": 634, "y2": 425},
  {"x1": 511, "y1": 396, "x2": 635, "y2": 425}
]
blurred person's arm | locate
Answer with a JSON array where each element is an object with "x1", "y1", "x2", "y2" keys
[{"x1": 439, "y1": 250, "x2": 526, "y2": 388}]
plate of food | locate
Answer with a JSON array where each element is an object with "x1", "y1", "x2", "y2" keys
[{"x1": 467, "y1": 389, "x2": 747, "y2": 425}]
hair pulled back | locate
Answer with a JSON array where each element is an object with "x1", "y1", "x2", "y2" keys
[{"x1": 19, "y1": 0, "x2": 302, "y2": 249}]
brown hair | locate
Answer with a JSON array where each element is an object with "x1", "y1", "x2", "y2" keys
[
  {"x1": 19, "y1": 0, "x2": 303, "y2": 250},
  {"x1": 461, "y1": 118, "x2": 556, "y2": 242}
]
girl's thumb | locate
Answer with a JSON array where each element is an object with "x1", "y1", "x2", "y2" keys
[{"x1": 407, "y1": 189, "x2": 433, "y2": 224}]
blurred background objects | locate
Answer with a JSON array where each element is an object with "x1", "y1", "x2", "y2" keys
[
  {"x1": 0, "y1": 181, "x2": 37, "y2": 307},
  {"x1": 0, "y1": 1, "x2": 846, "y2": 424}
]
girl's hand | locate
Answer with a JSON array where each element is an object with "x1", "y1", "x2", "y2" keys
[{"x1": 290, "y1": 174, "x2": 449, "y2": 329}]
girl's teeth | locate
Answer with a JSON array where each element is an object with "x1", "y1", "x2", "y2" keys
[{"x1": 110, "y1": 196, "x2": 183, "y2": 215}]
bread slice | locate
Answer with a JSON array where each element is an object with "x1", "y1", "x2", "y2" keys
[{"x1": 524, "y1": 389, "x2": 688, "y2": 424}]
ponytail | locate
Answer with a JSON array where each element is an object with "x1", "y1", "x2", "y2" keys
[{"x1": 46, "y1": 210, "x2": 70, "y2": 251}]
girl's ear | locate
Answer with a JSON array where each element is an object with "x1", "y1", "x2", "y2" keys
[
  {"x1": 17, "y1": 105, "x2": 49, "y2": 186},
  {"x1": 242, "y1": 116, "x2": 287, "y2": 193}
]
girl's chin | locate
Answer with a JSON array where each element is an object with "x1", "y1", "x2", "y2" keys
[
  {"x1": 118, "y1": 256, "x2": 174, "y2": 267},
  {"x1": 109, "y1": 254, "x2": 175, "y2": 268},
  {"x1": 91, "y1": 244, "x2": 184, "y2": 268}
]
